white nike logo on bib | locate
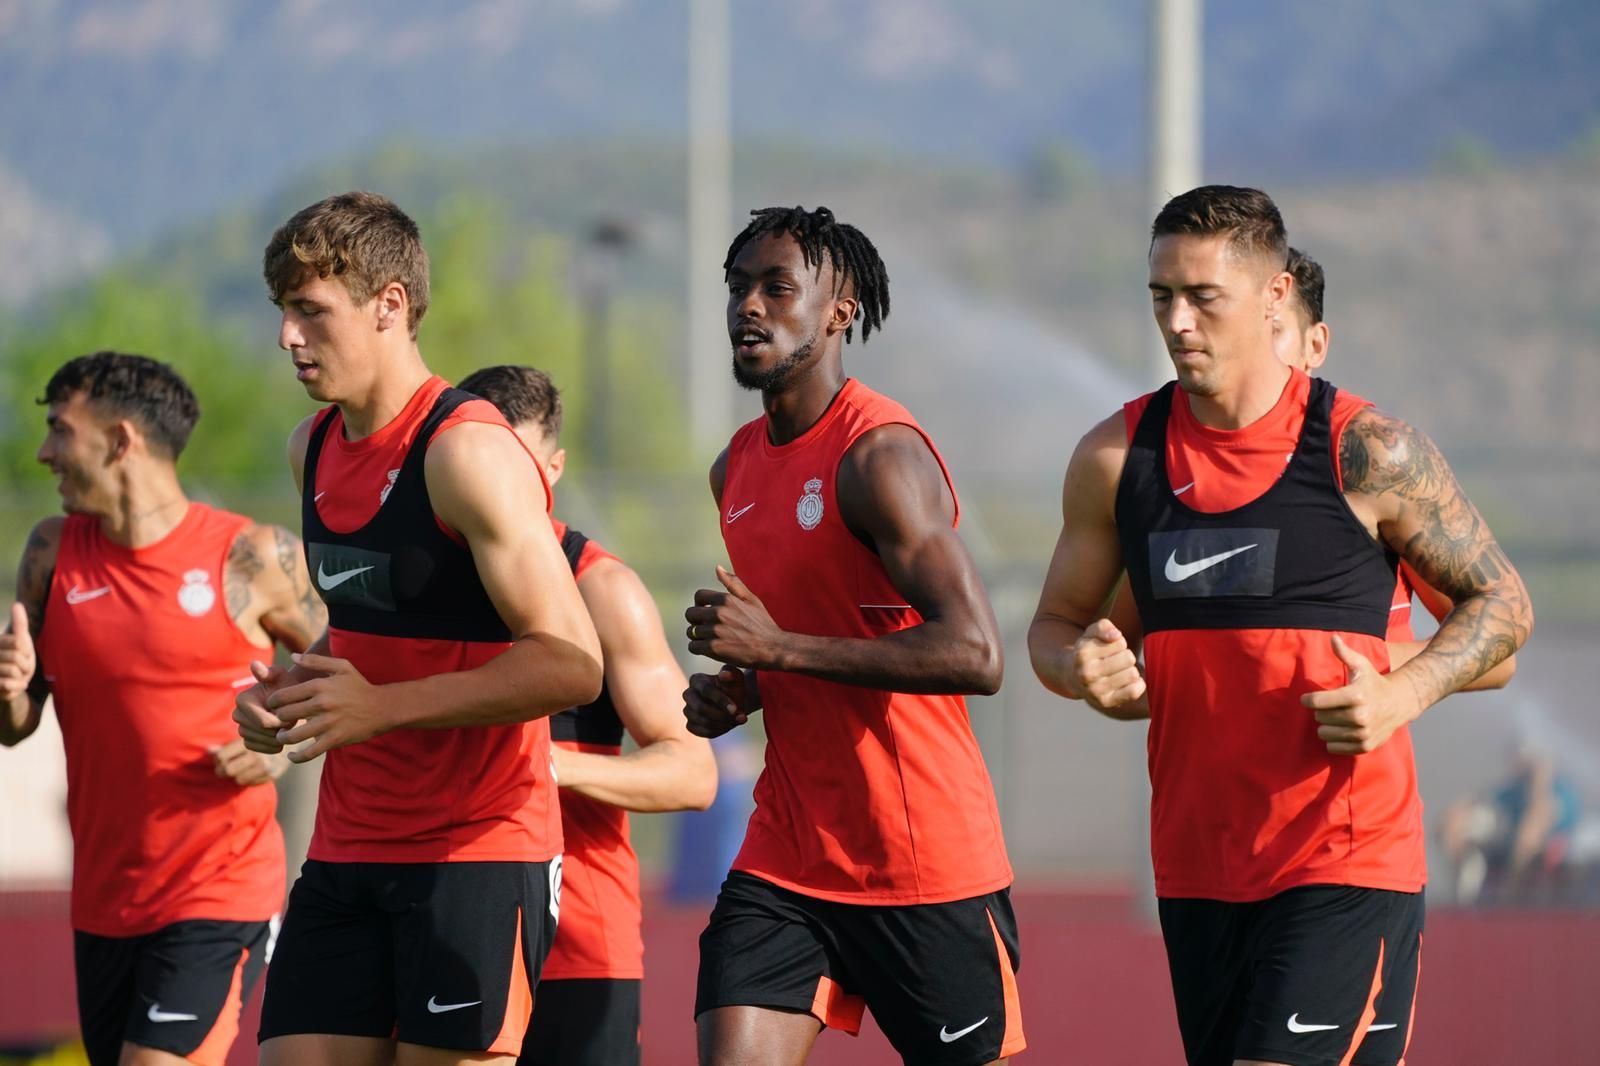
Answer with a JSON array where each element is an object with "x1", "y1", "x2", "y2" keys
[
  {"x1": 1163, "y1": 544, "x2": 1258, "y2": 583},
  {"x1": 317, "y1": 563, "x2": 374, "y2": 591}
]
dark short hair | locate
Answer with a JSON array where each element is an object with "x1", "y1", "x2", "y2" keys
[
  {"x1": 457, "y1": 365, "x2": 562, "y2": 441},
  {"x1": 263, "y1": 191, "x2": 431, "y2": 336},
  {"x1": 1285, "y1": 246, "x2": 1325, "y2": 327},
  {"x1": 41, "y1": 352, "x2": 200, "y2": 458},
  {"x1": 724, "y1": 206, "x2": 890, "y2": 344},
  {"x1": 1151, "y1": 185, "x2": 1287, "y2": 268}
]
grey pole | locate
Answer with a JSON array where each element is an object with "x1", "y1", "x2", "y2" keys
[
  {"x1": 1148, "y1": 0, "x2": 1203, "y2": 386},
  {"x1": 687, "y1": 0, "x2": 733, "y2": 459}
]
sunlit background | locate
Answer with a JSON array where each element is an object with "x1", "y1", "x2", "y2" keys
[{"x1": 1, "y1": 2, "x2": 1596, "y2": 1062}]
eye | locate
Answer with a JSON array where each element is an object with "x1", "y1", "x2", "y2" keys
[
  {"x1": 766, "y1": 284, "x2": 790, "y2": 296},
  {"x1": 1151, "y1": 292, "x2": 1171, "y2": 305}
]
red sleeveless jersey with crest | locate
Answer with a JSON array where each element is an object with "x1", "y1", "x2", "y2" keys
[
  {"x1": 39, "y1": 503, "x2": 285, "y2": 935},
  {"x1": 1122, "y1": 370, "x2": 1425, "y2": 901},
  {"x1": 718, "y1": 378, "x2": 1012, "y2": 905},
  {"x1": 542, "y1": 519, "x2": 643, "y2": 980},
  {"x1": 305, "y1": 376, "x2": 561, "y2": 864}
]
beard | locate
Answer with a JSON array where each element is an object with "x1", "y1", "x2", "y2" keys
[{"x1": 731, "y1": 332, "x2": 817, "y2": 392}]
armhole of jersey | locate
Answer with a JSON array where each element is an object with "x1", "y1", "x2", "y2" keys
[
  {"x1": 217, "y1": 516, "x2": 276, "y2": 652},
  {"x1": 424, "y1": 411, "x2": 554, "y2": 546}
]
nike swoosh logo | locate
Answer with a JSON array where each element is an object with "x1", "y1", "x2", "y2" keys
[
  {"x1": 1367, "y1": 1023, "x2": 1399, "y2": 1031},
  {"x1": 317, "y1": 563, "x2": 374, "y2": 591},
  {"x1": 426, "y1": 996, "x2": 482, "y2": 1014},
  {"x1": 725, "y1": 502, "x2": 756, "y2": 523},
  {"x1": 314, "y1": 491, "x2": 327, "y2": 502},
  {"x1": 66, "y1": 585, "x2": 111, "y2": 605},
  {"x1": 1286, "y1": 1013, "x2": 1340, "y2": 1033},
  {"x1": 1163, "y1": 544, "x2": 1258, "y2": 583},
  {"x1": 939, "y1": 1017, "x2": 988, "y2": 1043},
  {"x1": 1172, "y1": 481, "x2": 1195, "y2": 495},
  {"x1": 147, "y1": 1004, "x2": 198, "y2": 1023}
]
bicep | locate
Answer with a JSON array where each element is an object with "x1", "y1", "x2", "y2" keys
[
  {"x1": 14, "y1": 519, "x2": 60, "y2": 637},
  {"x1": 427, "y1": 427, "x2": 596, "y2": 649},
  {"x1": 253, "y1": 525, "x2": 325, "y2": 652},
  {"x1": 838, "y1": 428, "x2": 985, "y2": 623},
  {"x1": 582, "y1": 565, "x2": 691, "y2": 747},
  {"x1": 1033, "y1": 422, "x2": 1127, "y2": 629}
]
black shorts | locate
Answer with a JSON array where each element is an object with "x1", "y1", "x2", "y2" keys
[
  {"x1": 259, "y1": 858, "x2": 560, "y2": 1055},
  {"x1": 695, "y1": 871, "x2": 1025, "y2": 1066},
  {"x1": 74, "y1": 918, "x2": 274, "y2": 1066},
  {"x1": 1159, "y1": 885, "x2": 1424, "y2": 1066},
  {"x1": 519, "y1": 977, "x2": 640, "y2": 1066}
]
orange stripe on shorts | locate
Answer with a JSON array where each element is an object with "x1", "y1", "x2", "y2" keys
[
  {"x1": 488, "y1": 906, "x2": 533, "y2": 1055},
  {"x1": 1338, "y1": 937, "x2": 1386, "y2": 1066},
  {"x1": 987, "y1": 908, "x2": 1027, "y2": 1058},
  {"x1": 187, "y1": 949, "x2": 247, "y2": 1066},
  {"x1": 809, "y1": 974, "x2": 865, "y2": 1036}
]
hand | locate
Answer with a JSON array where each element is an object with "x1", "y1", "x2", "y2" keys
[
  {"x1": 1070, "y1": 618, "x2": 1146, "y2": 713},
  {"x1": 684, "y1": 566, "x2": 786, "y2": 669},
  {"x1": 0, "y1": 603, "x2": 36, "y2": 703},
  {"x1": 684, "y1": 666, "x2": 755, "y2": 739},
  {"x1": 266, "y1": 652, "x2": 385, "y2": 764},
  {"x1": 1301, "y1": 635, "x2": 1420, "y2": 755},
  {"x1": 211, "y1": 738, "x2": 287, "y2": 787},
  {"x1": 234, "y1": 659, "x2": 292, "y2": 754}
]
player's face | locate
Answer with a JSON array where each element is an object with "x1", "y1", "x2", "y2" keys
[
  {"x1": 36, "y1": 391, "x2": 119, "y2": 516},
  {"x1": 1149, "y1": 233, "x2": 1286, "y2": 397},
  {"x1": 276, "y1": 273, "x2": 381, "y2": 403},
  {"x1": 726, "y1": 233, "x2": 832, "y2": 392}
]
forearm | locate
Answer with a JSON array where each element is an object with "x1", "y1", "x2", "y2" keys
[
  {"x1": 773, "y1": 620, "x2": 1001, "y2": 695},
  {"x1": 1388, "y1": 639, "x2": 1516, "y2": 691},
  {"x1": 0, "y1": 694, "x2": 42, "y2": 746},
  {"x1": 1391, "y1": 587, "x2": 1532, "y2": 713},
  {"x1": 1028, "y1": 616, "x2": 1090, "y2": 699},
  {"x1": 389, "y1": 636, "x2": 602, "y2": 730},
  {"x1": 557, "y1": 739, "x2": 717, "y2": 813}
]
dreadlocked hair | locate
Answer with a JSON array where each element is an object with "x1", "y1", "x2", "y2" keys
[{"x1": 723, "y1": 206, "x2": 890, "y2": 344}]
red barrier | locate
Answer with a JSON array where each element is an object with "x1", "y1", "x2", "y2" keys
[{"x1": 2, "y1": 890, "x2": 1593, "y2": 1064}]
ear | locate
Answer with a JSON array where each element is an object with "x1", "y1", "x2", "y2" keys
[
  {"x1": 543, "y1": 446, "x2": 567, "y2": 487},
  {"x1": 827, "y1": 295, "x2": 859, "y2": 339},
  {"x1": 1265, "y1": 269, "x2": 1293, "y2": 319},
  {"x1": 375, "y1": 281, "x2": 409, "y2": 333},
  {"x1": 1304, "y1": 322, "x2": 1330, "y2": 370},
  {"x1": 108, "y1": 418, "x2": 142, "y2": 463}
]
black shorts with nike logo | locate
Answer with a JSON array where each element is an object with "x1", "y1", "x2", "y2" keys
[
  {"x1": 259, "y1": 859, "x2": 559, "y2": 1054},
  {"x1": 695, "y1": 870, "x2": 1025, "y2": 1066},
  {"x1": 1159, "y1": 885, "x2": 1424, "y2": 1066},
  {"x1": 74, "y1": 918, "x2": 273, "y2": 1066}
]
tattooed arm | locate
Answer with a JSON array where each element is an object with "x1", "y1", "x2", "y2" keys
[
  {"x1": 224, "y1": 523, "x2": 326, "y2": 654},
  {"x1": 1303, "y1": 408, "x2": 1533, "y2": 753},
  {"x1": 1, "y1": 518, "x2": 64, "y2": 745}
]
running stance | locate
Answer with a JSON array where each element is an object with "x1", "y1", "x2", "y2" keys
[
  {"x1": 1030, "y1": 186, "x2": 1531, "y2": 1066},
  {"x1": 235, "y1": 192, "x2": 602, "y2": 1066},
  {"x1": 685, "y1": 206, "x2": 1022, "y2": 1066},
  {"x1": 459, "y1": 363, "x2": 718, "y2": 1066},
  {"x1": 2, "y1": 352, "x2": 322, "y2": 1066}
]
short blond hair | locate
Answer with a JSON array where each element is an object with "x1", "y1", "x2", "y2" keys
[{"x1": 263, "y1": 191, "x2": 430, "y2": 336}]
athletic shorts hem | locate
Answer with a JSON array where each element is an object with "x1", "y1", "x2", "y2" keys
[
  {"x1": 692, "y1": 994, "x2": 829, "y2": 1025},
  {"x1": 728, "y1": 864, "x2": 1014, "y2": 906},
  {"x1": 539, "y1": 966, "x2": 644, "y2": 981},
  {"x1": 1239, "y1": 1045, "x2": 1346, "y2": 1066}
]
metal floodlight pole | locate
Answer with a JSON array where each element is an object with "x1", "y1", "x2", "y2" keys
[
  {"x1": 687, "y1": 0, "x2": 733, "y2": 459},
  {"x1": 1148, "y1": 0, "x2": 1203, "y2": 386}
]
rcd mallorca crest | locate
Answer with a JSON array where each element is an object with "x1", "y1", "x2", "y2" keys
[
  {"x1": 796, "y1": 478, "x2": 825, "y2": 531},
  {"x1": 177, "y1": 568, "x2": 216, "y2": 617}
]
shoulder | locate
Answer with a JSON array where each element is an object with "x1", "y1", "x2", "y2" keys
[
  {"x1": 424, "y1": 419, "x2": 550, "y2": 519},
  {"x1": 709, "y1": 446, "x2": 730, "y2": 504},
  {"x1": 287, "y1": 411, "x2": 328, "y2": 477},
  {"x1": 231, "y1": 522, "x2": 300, "y2": 574},
  {"x1": 1073, "y1": 409, "x2": 1133, "y2": 479},
  {"x1": 576, "y1": 556, "x2": 659, "y2": 647},
  {"x1": 1336, "y1": 405, "x2": 1442, "y2": 497},
  {"x1": 19, "y1": 516, "x2": 65, "y2": 574}
]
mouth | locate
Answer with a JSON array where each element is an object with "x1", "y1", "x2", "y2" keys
[
  {"x1": 291, "y1": 356, "x2": 319, "y2": 382},
  {"x1": 731, "y1": 326, "x2": 772, "y2": 356}
]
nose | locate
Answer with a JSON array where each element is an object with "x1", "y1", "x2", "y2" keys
[
  {"x1": 733, "y1": 288, "x2": 763, "y2": 323},
  {"x1": 1163, "y1": 295, "x2": 1198, "y2": 338},
  {"x1": 36, "y1": 436, "x2": 52, "y2": 465},
  {"x1": 278, "y1": 312, "x2": 302, "y2": 353}
]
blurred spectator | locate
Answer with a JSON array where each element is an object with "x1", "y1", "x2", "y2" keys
[{"x1": 1441, "y1": 746, "x2": 1586, "y2": 904}]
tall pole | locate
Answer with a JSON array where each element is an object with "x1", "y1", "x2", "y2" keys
[
  {"x1": 1148, "y1": 0, "x2": 1202, "y2": 385},
  {"x1": 688, "y1": 0, "x2": 732, "y2": 458}
]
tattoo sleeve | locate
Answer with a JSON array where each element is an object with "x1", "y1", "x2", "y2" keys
[
  {"x1": 267, "y1": 525, "x2": 326, "y2": 651},
  {"x1": 1341, "y1": 408, "x2": 1533, "y2": 709},
  {"x1": 225, "y1": 529, "x2": 266, "y2": 621},
  {"x1": 17, "y1": 524, "x2": 56, "y2": 705}
]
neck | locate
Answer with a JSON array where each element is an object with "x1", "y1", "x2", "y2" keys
[
  {"x1": 761, "y1": 353, "x2": 848, "y2": 445},
  {"x1": 339, "y1": 345, "x2": 432, "y2": 440},
  {"x1": 1185, "y1": 355, "x2": 1293, "y2": 430},
  {"x1": 99, "y1": 466, "x2": 189, "y2": 549}
]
